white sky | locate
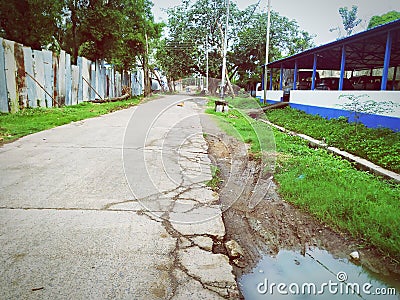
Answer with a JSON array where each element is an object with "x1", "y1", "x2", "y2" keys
[{"x1": 152, "y1": 0, "x2": 400, "y2": 46}]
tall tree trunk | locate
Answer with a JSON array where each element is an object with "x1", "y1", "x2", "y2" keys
[
  {"x1": 70, "y1": 0, "x2": 79, "y2": 65},
  {"x1": 143, "y1": 56, "x2": 151, "y2": 97},
  {"x1": 143, "y1": 32, "x2": 152, "y2": 97},
  {"x1": 151, "y1": 69, "x2": 165, "y2": 92},
  {"x1": 225, "y1": 69, "x2": 235, "y2": 98},
  {"x1": 218, "y1": 23, "x2": 235, "y2": 98}
]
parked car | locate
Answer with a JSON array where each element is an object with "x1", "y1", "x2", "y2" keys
[
  {"x1": 283, "y1": 70, "x2": 320, "y2": 91},
  {"x1": 297, "y1": 71, "x2": 320, "y2": 90},
  {"x1": 315, "y1": 77, "x2": 354, "y2": 90},
  {"x1": 350, "y1": 75, "x2": 381, "y2": 90}
]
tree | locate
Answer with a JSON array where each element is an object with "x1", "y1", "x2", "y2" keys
[
  {"x1": 156, "y1": 0, "x2": 240, "y2": 94},
  {"x1": 368, "y1": 11, "x2": 400, "y2": 29},
  {"x1": 1, "y1": 0, "x2": 162, "y2": 96},
  {"x1": 60, "y1": 0, "x2": 162, "y2": 95},
  {"x1": 62, "y1": 0, "x2": 161, "y2": 69},
  {"x1": 231, "y1": 10, "x2": 314, "y2": 89},
  {"x1": 156, "y1": 0, "x2": 314, "y2": 92},
  {"x1": 0, "y1": 0, "x2": 64, "y2": 50},
  {"x1": 339, "y1": 5, "x2": 361, "y2": 36}
]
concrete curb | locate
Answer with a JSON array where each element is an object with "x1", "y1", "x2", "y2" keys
[{"x1": 259, "y1": 119, "x2": 400, "y2": 183}]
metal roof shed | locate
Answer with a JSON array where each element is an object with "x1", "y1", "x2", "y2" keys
[{"x1": 266, "y1": 19, "x2": 400, "y2": 91}]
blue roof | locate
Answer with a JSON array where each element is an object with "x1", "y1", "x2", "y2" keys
[{"x1": 267, "y1": 19, "x2": 400, "y2": 71}]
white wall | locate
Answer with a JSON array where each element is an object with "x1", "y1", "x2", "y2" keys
[
  {"x1": 256, "y1": 90, "x2": 283, "y2": 101},
  {"x1": 290, "y1": 90, "x2": 400, "y2": 118}
]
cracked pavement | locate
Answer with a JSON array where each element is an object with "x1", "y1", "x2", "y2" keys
[{"x1": 0, "y1": 95, "x2": 239, "y2": 299}]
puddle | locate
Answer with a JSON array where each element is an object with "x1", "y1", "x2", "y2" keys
[{"x1": 239, "y1": 247, "x2": 400, "y2": 299}]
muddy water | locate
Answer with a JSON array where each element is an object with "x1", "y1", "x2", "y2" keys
[
  {"x1": 239, "y1": 247, "x2": 400, "y2": 300},
  {"x1": 200, "y1": 106, "x2": 400, "y2": 300}
]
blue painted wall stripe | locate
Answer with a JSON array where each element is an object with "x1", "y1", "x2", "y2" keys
[{"x1": 289, "y1": 103, "x2": 399, "y2": 132}]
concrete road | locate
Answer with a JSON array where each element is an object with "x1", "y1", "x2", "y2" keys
[{"x1": 0, "y1": 95, "x2": 238, "y2": 299}]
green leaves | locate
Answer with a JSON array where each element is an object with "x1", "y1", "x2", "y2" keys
[
  {"x1": 231, "y1": 10, "x2": 314, "y2": 87},
  {"x1": 0, "y1": 0, "x2": 64, "y2": 50},
  {"x1": 266, "y1": 107, "x2": 400, "y2": 173},
  {"x1": 0, "y1": 0, "x2": 162, "y2": 72},
  {"x1": 157, "y1": 1, "x2": 314, "y2": 89},
  {"x1": 368, "y1": 11, "x2": 400, "y2": 29},
  {"x1": 338, "y1": 5, "x2": 362, "y2": 36}
]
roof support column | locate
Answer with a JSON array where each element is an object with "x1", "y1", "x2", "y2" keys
[
  {"x1": 269, "y1": 68, "x2": 273, "y2": 90},
  {"x1": 293, "y1": 60, "x2": 298, "y2": 90},
  {"x1": 279, "y1": 64, "x2": 283, "y2": 90},
  {"x1": 311, "y1": 54, "x2": 317, "y2": 90},
  {"x1": 261, "y1": 65, "x2": 265, "y2": 91},
  {"x1": 381, "y1": 30, "x2": 392, "y2": 91},
  {"x1": 339, "y1": 45, "x2": 346, "y2": 91}
]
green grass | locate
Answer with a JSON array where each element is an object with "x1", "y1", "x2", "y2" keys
[
  {"x1": 265, "y1": 107, "x2": 400, "y2": 173},
  {"x1": 206, "y1": 107, "x2": 274, "y2": 156},
  {"x1": 208, "y1": 95, "x2": 266, "y2": 110},
  {"x1": 0, "y1": 97, "x2": 142, "y2": 144},
  {"x1": 206, "y1": 165, "x2": 223, "y2": 191},
  {"x1": 206, "y1": 98, "x2": 400, "y2": 261},
  {"x1": 274, "y1": 130, "x2": 400, "y2": 259}
]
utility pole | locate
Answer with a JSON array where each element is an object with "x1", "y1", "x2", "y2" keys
[
  {"x1": 263, "y1": 0, "x2": 271, "y2": 104},
  {"x1": 220, "y1": 0, "x2": 230, "y2": 100},
  {"x1": 206, "y1": 35, "x2": 209, "y2": 92}
]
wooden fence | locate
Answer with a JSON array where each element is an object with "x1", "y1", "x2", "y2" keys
[{"x1": 0, "y1": 38, "x2": 144, "y2": 113}]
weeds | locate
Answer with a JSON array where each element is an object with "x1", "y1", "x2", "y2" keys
[
  {"x1": 207, "y1": 97, "x2": 400, "y2": 261},
  {"x1": 206, "y1": 165, "x2": 222, "y2": 191},
  {"x1": 265, "y1": 107, "x2": 400, "y2": 173}
]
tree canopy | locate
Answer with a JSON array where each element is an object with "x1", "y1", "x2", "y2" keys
[
  {"x1": 0, "y1": 0, "x2": 64, "y2": 50},
  {"x1": 338, "y1": 5, "x2": 362, "y2": 36},
  {"x1": 0, "y1": 0, "x2": 162, "y2": 71},
  {"x1": 1, "y1": 0, "x2": 316, "y2": 92},
  {"x1": 368, "y1": 11, "x2": 400, "y2": 29},
  {"x1": 156, "y1": 0, "x2": 314, "y2": 90}
]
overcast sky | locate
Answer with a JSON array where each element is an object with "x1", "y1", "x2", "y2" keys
[{"x1": 152, "y1": 0, "x2": 400, "y2": 46}]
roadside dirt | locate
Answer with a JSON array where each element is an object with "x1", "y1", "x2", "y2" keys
[{"x1": 200, "y1": 113, "x2": 400, "y2": 288}]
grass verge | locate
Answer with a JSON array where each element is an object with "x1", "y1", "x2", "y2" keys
[
  {"x1": 265, "y1": 107, "x2": 400, "y2": 173},
  {"x1": 0, "y1": 97, "x2": 142, "y2": 144},
  {"x1": 206, "y1": 165, "x2": 223, "y2": 191},
  {"x1": 206, "y1": 97, "x2": 400, "y2": 261}
]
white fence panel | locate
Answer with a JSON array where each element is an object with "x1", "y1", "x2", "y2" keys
[
  {"x1": 3, "y1": 39, "x2": 18, "y2": 113},
  {"x1": 116, "y1": 72, "x2": 121, "y2": 97},
  {"x1": 58, "y1": 50, "x2": 66, "y2": 105},
  {"x1": 42, "y1": 50, "x2": 53, "y2": 107},
  {"x1": 0, "y1": 38, "x2": 143, "y2": 113},
  {"x1": 81, "y1": 57, "x2": 91, "y2": 101},
  {"x1": 65, "y1": 53, "x2": 72, "y2": 106},
  {"x1": 91, "y1": 65, "x2": 96, "y2": 100},
  {"x1": 98, "y1": 60, "x2": 105, "y2": 99},
  {"x1": 71, "y1": 65, "x2": 79, "y2": 105},
  {"x1": 110, "y1": 67, "x2": 115, "y2": 98},
  {"x1": 0, "y1": 38, "x2": 8, "y2": 112},
  {"x1": 77, "y1": 57, "x2": 83, "y2": 103},
  {"x1": 23, "y1": 46, "x2": 36, "y2": 108},
  {"x1": 33, "y1": 50, "x2": 46, "y2": 107}
]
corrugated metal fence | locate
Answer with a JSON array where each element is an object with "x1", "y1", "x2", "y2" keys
[{"x1": 0, "y1": 38, "x2": 144, "y2": 113}]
